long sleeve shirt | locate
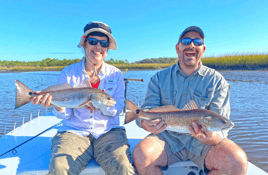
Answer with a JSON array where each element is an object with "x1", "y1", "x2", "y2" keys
[
  {"x1": 137, "y1": 62, "x2": 230, "y2": 156},
  {"x1": 52, "y1": 58, "x2": 125, "y2": 139}
]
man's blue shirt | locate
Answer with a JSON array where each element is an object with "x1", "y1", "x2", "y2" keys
[{"x1": 137, "y1": 62, "x2": 230, "y2": 156}]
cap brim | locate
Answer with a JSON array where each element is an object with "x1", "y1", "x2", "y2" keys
[{"x1": 77, "y1": 28, "x2": 117, "y2": 50}]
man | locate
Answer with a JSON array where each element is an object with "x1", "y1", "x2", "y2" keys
[
  {"x1": 31, "y1": 21, "x2": 135, "y2": 175},
  {"x1": 133, "y1": 26, "x2": 248, "y2": 175}
]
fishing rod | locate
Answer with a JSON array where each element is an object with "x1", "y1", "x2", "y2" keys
[
  {"x1": 0, "y1": 123, "x2": 60, "y2": 158},
  {"x1": 123, "y1": 78, "x2": 144, "y2": 112}
]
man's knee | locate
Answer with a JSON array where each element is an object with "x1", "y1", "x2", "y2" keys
[
  {"x1": 223, "y1": 139, "x2": 247, "y2": 173},
  {"x1": 133, "y1": 140, "x2": 152, "y2": 166},
  {"x1": 229, "y1": 146, "x2": 248, "y2": 174},
  {"x1": 133, "y1": 137, "x2": 167, "y2": 168},
  {"x1": 206, "y1": 139, "x2": 248, "y2": 175}
]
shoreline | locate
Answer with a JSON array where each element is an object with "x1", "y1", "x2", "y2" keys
[{"x1": 1, "y1": 67, "x2": 268, "y2": 74}]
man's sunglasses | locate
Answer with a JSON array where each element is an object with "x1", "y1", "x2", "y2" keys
[
  {"x1": 87, "y1": 38, "x2": 110, "y2": 48},
  {"x1": 180, "y1": 38, "x2": 204, "y2": 46}
]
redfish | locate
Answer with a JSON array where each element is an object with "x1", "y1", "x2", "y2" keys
[
  {"x1": 15, "y1": 80, "x2": 116, "y2": 109},
  {"x1": 124, "y1": 99, "x2": 234, "y2": 133}
]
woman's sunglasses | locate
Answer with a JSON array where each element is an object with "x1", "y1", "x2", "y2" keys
[
  {"x1": 180, "y1": 38, "x2": 204, "y2": 46},
  {"x1": 87, "y1": 38, "x2": 110, "y2": 48}
]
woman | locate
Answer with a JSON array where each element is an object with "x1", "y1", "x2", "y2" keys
[{"x1": 31, "y1": 21, "x2": 135, "y2": 175}]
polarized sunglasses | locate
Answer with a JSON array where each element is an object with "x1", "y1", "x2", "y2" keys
[
  {"x1": 87, "y1": 38, "x2": 110, "y2": 48},
  {"x1": 180, "y1": 38, "x2": 204, "y2": 46}
]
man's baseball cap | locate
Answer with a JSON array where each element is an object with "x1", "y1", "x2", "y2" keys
[
  {"x1": 77, "y1": 21, "x2": 117, "y2": 50},
  {"x1": 178, "y1": 26, "x2": 204, "y2": 42}
]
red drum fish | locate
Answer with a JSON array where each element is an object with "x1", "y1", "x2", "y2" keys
[
  {"x1": 15, "y1": 80, "x2": 116, "y2": 109},
  {"x1": 124, "y1": 99, "x2": 234, "y2": 133}
]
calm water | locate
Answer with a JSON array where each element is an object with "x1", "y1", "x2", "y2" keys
[{"x1": 0, "y1": 70, "x2": 268, "y2": 172}]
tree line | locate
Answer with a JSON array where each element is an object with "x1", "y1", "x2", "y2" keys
[
  {"x1": 0, "y1": 57, "x2": 177, "y2": 67},
  {"x1": 0, "y1": 58, "x2": 82, "y2": 67},
  {"x1": 135, "y1": 57, "x2": 177, "y2": 64},
  {"x1": 105, "y1": 57, "x2": 177, "y2": 64}
]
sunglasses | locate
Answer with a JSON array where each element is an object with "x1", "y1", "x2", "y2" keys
[
  {"x1": 87, "y1": 38, "x2": 110, "y2": 48},
  {"x1": 180, "y1": 38, "x2": 204, "y2": 46}
]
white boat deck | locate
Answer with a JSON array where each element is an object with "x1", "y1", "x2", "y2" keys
[{"x1": 0, "y1": 114, "x2": 267, "y2": 175}]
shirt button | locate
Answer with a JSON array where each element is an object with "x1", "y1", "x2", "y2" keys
[
  {"x1": 91, "y1": 127, "x2": 93, "y2": 129},
  {"x1": 90, "y1": 116, "x2": 93, "y2": 118},
  {"x1": 183, "y1": 94, "x2": 186, "y2": 96}
]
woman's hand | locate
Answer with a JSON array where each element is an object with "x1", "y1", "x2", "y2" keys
[
  {"x1": 31, "y1": 91, "x2": 64, "y2": 112},
  {"x1": 84, "y1": 102, "x2": 100, "y2": 113}
]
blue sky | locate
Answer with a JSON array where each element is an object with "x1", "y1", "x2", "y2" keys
[{"x1": 1, "y1": 0, "x2": 267, "y2": 63}]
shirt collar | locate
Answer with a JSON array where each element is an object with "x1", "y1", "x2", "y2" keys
[
  {"x1": 175, "y1": 61, "x2": 206, "y2": 77},
  {"x1": 81, "y1": 57, "x2": 105, "y2": 80}
]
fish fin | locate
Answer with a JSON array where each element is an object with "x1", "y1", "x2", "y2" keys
[
  {"x1": 182, "y1": 100, "x2": 199, "y2": 110},
  {"x1": 42, "y1": 82, "x2": 92, "y2": 92},
  {"x1": 15, "y1": 80, "x2": 34, "y2": 109},
  {"x1": 42, "y1": 83, "x2": 73, "y2": 92},
  {"x1": 124, "y1": 99, "x2": 142, "y2": 124},
  {"x1": 75, "y1": 81, "x2": 92, "y2": 88},
  {"x1": 148, "y1": 105, "x2": 180, "y2": 112}
]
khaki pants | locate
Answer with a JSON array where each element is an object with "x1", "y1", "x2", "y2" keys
[{"x1": 47, "y1": 128, "x2": 135, "y2": 175}]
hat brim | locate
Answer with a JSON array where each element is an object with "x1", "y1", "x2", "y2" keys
[{"x1": 77, "y1": 28, "x2": 117, "y2": 50}]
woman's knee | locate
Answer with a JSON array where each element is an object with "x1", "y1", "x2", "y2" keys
[
  {"x1": 48, "y1": 155, "x2": 72, "y2": 175},
  {"x1": 97, "y1": 144, "x2": 135, "y2": 175}
]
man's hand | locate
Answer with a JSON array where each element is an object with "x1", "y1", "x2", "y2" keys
[
  {"x1": 141, "y1": 119, "x2": 167, "y2": 135},
  {"x1": 188, "y1": 122, "x2": 221, "y2": 146}
]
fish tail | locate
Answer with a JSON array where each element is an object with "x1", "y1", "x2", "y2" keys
[
  {"x1": 15, "y1": 80, "x2": 34, "y2": 109},
  {"x1": 124, "y1": 99, "x2": 142, "y2": 124}
]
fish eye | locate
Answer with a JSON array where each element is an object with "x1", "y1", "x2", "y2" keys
[{"x1": 107, "y1": 97, "x2": 111, "y2": 100}]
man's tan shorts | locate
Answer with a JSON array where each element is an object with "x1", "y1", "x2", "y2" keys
[
  {"x1": 147, "y1": 134, "x2": 213, "y2": 172},
  {"x1": 48, "y1": 128, "x2": 135, "y2": 175}
]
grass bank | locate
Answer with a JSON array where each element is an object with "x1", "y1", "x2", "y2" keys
[
  {"x1": 0, "y1": 66, "x2": 65, "y2": 73},
  {"x1": 202, "y1": 54, "x2": 268, "y2": 70},
  {"x1": 114, "y1": 53, "x2": 268, "y2": 70},
  {"x1": 1, "y1": 54, "x2": 268, "y2": 72}
]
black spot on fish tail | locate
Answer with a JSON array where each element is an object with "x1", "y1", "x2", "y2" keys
[
  {"x1": 28, "y1": 92, "x2": 33, "y2": 95},
  {"x1": 136, "y1": 109, "x2": 140, "y2": 114}
]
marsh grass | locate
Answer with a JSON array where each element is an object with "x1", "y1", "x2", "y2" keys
[
  {"x1": 1, "y1": 53, "x2": 268, "y2": 72},
  {"x1": 202, "y1": 53, "x2": 268, "y2": 70},
  {"x1": 0, "y1": 66, "x2": 65, "y2": 72}
]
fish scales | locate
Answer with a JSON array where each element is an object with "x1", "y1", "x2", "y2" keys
[{"x1": 140, "y1": 110, "x2": 210, "y2": 132}]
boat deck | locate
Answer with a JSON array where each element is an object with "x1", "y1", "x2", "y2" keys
[{"x1": 0, "y1": 114, "x2": 267, "y2": 175}]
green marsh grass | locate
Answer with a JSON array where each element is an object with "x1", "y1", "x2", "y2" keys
[
  {"x1": 0, "y1": 66, "x2": 65, "y2": 72},
  {"x1": 1, "y1": 53, "x2": 267, "y2": 72},
  {"x1": 202, "y1": 53, "x2": 268, "y2": 70}
]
